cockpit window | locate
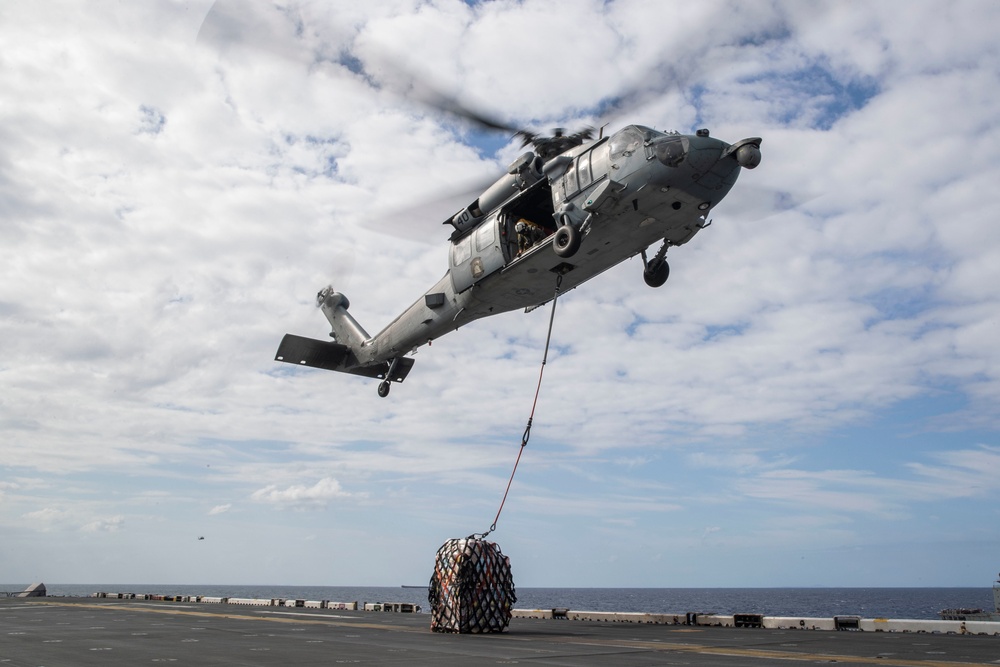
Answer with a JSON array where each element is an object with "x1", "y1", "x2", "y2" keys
[
  {"x1": 653, "y1": 135, "x2": 687, "y2": 167},
  {"x1": 609, "y1": 126, "x2": 643, "y2": 162}
]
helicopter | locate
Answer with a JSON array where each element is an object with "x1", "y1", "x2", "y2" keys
[{"x1": 275, "y1": 111, "x2": 761, "y2": 398}]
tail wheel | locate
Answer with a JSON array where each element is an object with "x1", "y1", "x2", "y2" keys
[
  {"x1": 553, "y1": 224, "x2": 581, "y2": 258},
  {"x1": 377, "y1": 381, "x2": 390, "y2": 398}
]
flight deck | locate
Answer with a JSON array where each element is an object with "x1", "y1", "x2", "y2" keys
[{"x1": 2, "y1": 597, "x2": 999, "y2": 667}]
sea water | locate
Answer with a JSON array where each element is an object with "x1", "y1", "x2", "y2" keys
[{"x1": 10, "y1": 584, "x2": 993, "y2": 620}]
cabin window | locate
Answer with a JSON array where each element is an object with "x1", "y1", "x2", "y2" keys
[
  {"x1": 577, "y1": 152, "x2": 593, "y2": 189},
  {"x1": 452, "y1": 235, "x2": 472, "y2": 266},
  {"x1": 475, "y1": 220, "x2": 494, "y2": 252},
  {"x1": 551, "y1": 178, "x2": 565, "y2": 203},
  {"x1": 562, "y1": 163, "x2": 578, "y2": 197},
  {"x1": 589, "y1": 143, "x2": 610, "y2": 181}
]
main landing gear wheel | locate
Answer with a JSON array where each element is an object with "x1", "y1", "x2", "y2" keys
[
  {"x1": 378, "y1": 380, "x2": 390, "y2": 398},
  {"x1": 553, "y1": 224, "x2": 581, "y2": 258},
  {"x1": 643, "y1": 259, "x2": 670, "y2": 288}
]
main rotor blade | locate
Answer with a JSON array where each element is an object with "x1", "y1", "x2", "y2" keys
[
  {"x1": 409, "y1": 83, "x2": 524, "y2": 135},
  {"x1": 358, "y1": 50, "x2": 526, "y2": 137},
  {"x1": 361, "y1": 174, "x2": 500, "y2": 244}
]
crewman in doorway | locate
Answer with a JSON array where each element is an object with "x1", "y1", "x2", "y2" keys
[{"x1": 516, "y1": 218, "x2": 545, "y2": 256}]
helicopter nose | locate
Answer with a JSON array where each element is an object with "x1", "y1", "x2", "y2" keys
[
  {"x1": 651, "y1": 135, "x2": 689, "y2": 167},
  {"x1": 723, "y1": 137, "x2": 763, "y2": 169},
  {"x1": 735, "y1": 143, "x2": 761, "y2": 168}
]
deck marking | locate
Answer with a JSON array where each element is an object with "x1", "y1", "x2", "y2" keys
[
  {"x1": 559, "y1": 636, "x2": 999, "y2": 667},
  {"x1": 30, "y1": 601, "x2": 426, "y2": 633},
  {"x1": 256, "y1": 610, "x2": 356, "y2": 619}
]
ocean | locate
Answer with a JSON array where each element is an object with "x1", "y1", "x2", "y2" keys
[{"x1": 10, "y1": 584, "x2": 994, "y2": 620}]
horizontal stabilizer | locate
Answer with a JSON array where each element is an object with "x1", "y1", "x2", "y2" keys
[{"x1": 274, "y1": 334, "x2": 414, "y2": 382}]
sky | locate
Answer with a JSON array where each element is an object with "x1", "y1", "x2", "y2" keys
[{"x1": 2, "y1": 0, "x2": 1000, "y2": 590}]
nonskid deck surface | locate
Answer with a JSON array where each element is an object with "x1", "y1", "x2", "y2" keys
[{"x1": 2, "y1": 598, "x2": 998, "y2": 667}]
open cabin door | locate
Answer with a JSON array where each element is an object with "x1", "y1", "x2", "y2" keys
[{"x1": 448, "y1": 176, "x2": 558, "y2": 293}]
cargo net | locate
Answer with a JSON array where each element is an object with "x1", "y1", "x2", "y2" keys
[{"x1": 428, "y1": 537, "x2": 516, "y2": 633}]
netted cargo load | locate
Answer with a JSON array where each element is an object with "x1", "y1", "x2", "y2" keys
[{"x1": 428, "y1": 537, "x2": 516, "y2": 633}]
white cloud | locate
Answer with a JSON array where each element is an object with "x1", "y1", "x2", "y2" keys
[
  {"x1": 907, "y1": 445, "x2": 1000, "y2": 495},
  {"x1": 23, "y1": 508, "x2": 68, "y2": 527},
  {"x1": 731, "y1": 445, "x2": 1000, "y2": 519},
  {"x1": 251, "y1": 477, "x2": 355, "y2": 509},
  {"x1": 208, "y1": 503, "x2": 232, "y2": 515},
  {"x1": 81, "y1": 515, "x2": 125, "y2": 533}
]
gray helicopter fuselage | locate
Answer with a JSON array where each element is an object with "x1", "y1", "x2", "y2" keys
[{"x1": 277, "y1": 125, "x2": 760, "y2": 393}]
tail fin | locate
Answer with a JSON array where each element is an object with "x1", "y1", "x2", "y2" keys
[
  {"x1": 316, "y1": 286, "x2": 370, "y2": 351},
  {"x1": 274, "y1": 286, "x2": 415, "y2": 384}
]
